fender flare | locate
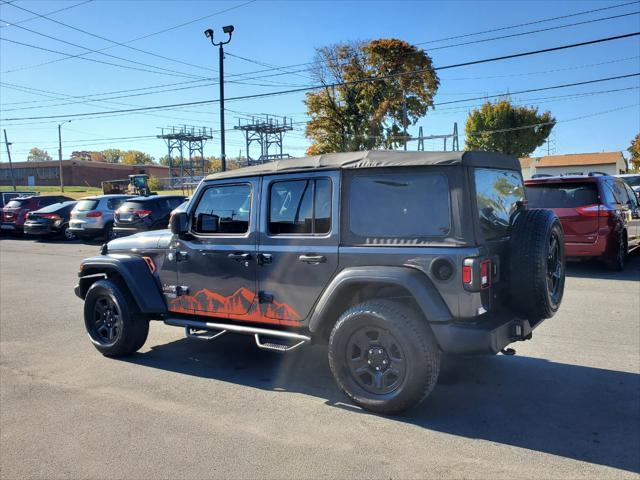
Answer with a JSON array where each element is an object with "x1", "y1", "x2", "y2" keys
[
  {"x1": 308, "y1": 266, "x2": 452, "y2": 333},
  {"x1": 77, "y1": 255, "x2": 167, "y2": 314}
]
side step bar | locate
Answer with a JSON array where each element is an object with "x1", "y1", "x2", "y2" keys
[{"x1": 164, "y1": 318, "x2": 311, "y2": 352}]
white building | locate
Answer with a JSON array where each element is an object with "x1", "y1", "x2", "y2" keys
[{"x1": 519, "y1": 152, "x2": 628, "y2": 179}]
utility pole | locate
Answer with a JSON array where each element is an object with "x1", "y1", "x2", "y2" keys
[
  {"x1": 402, "y1": 90, "x2": 408, "y2": 151},
  {"x1": 57, "y1": 120, "x2": 71, "y2": 192},
  {"x1": 3, "y1": 129, "x2": 16, "y2": 191},
  {"x1": 204, "y1": 25, "x2": 234, "y2": 172}
]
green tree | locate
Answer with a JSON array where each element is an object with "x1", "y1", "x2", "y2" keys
[
  {"x1": 122, "y1": 150, "x2": 155, "y2": 165},
  {"x1": 628, "y1": 133, "x2": 640, "y2": 172},
  {"x1": 465, "y1": 99, "x2": 555, "y2": 157},
  {"x1": 70, "y1": 150, "x2": 92, "y2": 161},
  {"x1": 158, "y1": 154, "x2": 175, "y2": 167},
  {"x1": 27, "y1": 147, "x2": 52, "y2": 162},
  {"x1": 305, "y1": 38, "x2": 439, "y2": 153},
  {"x1": 101, "y1": 148, "x2": 124, "y2": 164}
]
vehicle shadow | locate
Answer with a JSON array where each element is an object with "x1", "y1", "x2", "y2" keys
[
  {"x1": 123, "y1": 335, "x2": 639, "y2": 473},
  {"x1": 565, "y1": 250, "x2": 640, "y2": 281}
]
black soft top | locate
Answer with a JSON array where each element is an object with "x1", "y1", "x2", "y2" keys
[{"x1": 205, "y1": 150, "x2": 520, "y2": 181}]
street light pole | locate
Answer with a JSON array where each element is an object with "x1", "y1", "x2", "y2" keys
[
  {"x1": 58, "y1": 120, "x2": 71, "y2": 193},
  {"x1": 205, "y1": 25, "x2": 234, "y2": 172}
]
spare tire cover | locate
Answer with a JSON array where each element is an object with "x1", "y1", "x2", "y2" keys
[{"x1": 509, "y1": 208, "x2": 565, "y2": 320}]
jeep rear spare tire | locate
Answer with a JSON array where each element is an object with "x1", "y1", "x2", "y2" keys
[
  {"x1": 328, "y1": 300, "x2": 440, "y2": 414},
  {"x1": 509, "y1": 209, "x2": 565, "y2": 320}
]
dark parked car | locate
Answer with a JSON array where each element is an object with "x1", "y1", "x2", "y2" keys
[
  {"x1": 76, "y1": 151, "x2": 566, "y2": 414},
  {"x1": 24, "y1": 200, "x2": 77, "y2": 240},
  {"x1": 525, "y1": 174, "x2": 640, "y2": 270},
  {"x1": 1, "y1": 195, "x2": 73, "y2": 234},
  {"x1": 0, "y1": 191, "x2": 37, "y2": 209},
  {"x1": 113, "y1": 195, "x2": 185, "y2": 237}
]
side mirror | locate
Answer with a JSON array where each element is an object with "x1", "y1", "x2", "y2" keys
[{"x1": 170, "y1": 211, "x2": 188, "y2": 235}]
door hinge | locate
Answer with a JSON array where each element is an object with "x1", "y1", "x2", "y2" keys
[
  {"x1": 176, "y1": 251, "x2": 189, "y2": 262},
  {"x1": 163, "y1": 285, "x2": 189, "y2": 298},
  {"x1": 257, "y1": 253, "x2": 272, "y2": 265},
  {"x1": 258, "y1": 291, "x2": 273, "y2": 304}
]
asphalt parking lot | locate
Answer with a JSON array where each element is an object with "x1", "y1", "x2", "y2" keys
[{"x1": 1, "y1": 236, "x2": 638, "y2": 479}]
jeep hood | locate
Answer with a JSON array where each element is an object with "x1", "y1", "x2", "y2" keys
[{"x1": 107, "y1": 229, "x2": 173, "y2": 251}]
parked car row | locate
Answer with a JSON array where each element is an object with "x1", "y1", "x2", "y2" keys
[{"x1": 1, "y1": 193, "x2": 186, "y2": 242}]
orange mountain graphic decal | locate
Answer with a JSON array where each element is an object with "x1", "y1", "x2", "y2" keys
[{"x1": 168, "y1": 287, "x2": 302, "y2": 327}]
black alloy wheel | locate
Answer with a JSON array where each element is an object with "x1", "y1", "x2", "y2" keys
[
  {"x1": 91, "y1": 295, "x2": 123, "y2": 347},
  {"x1": 345, "y1": 326, "x2": 406, "y2": 395}
]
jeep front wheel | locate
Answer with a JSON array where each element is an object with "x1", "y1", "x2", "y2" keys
[
  {"x1": 328, "y1": 300, "x2": 440, "y2": 414},
  {"x1": 84, "y1": 279, "x2": 149, "y2": 357}
]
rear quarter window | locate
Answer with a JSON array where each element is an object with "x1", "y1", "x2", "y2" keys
[
  {"x1": 349, "y1": 172, "x2": 451, "y2": 239},
  {"x1": 474, "y1": 168, "x2": 524, "y2": 240}
]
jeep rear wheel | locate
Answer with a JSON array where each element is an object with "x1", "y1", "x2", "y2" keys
[
  {"x1": 328, "y1": 300, "x2": 440, "y2": 414},
  {"x1": 84, "y1": 279, "x2": 149, "y2": 357}
]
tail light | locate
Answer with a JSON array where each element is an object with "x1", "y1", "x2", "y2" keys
[
  {"x1": 86, "y1": 211, "x2": 102, "y2": 218},
  {"x1": 134, "y1": 209, "x2": 152, "y2": 218},
  {"x1": 480, "y1": 259, "x2": 492, "y2": 289},
  {"x1": 41, "y1": 214, "x2": 61, "y2": 220},
  {"x1": 463, "y1": 258, "x2": 492, "y2": 291},
  {"x1": 576, "y1": 204, "x2": 614, "y2": 217}
]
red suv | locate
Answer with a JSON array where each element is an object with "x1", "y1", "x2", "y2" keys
[
  {"x1": 1, "y1": 195, "x2": 73, "y2": 234},
  {"x1": 525, "y1": 174, "x2": 640, "y2": 270}
]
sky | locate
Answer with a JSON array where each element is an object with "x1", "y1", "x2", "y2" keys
[{"x1": 0, "y1": 0, "x2": 639, "y2": 164}]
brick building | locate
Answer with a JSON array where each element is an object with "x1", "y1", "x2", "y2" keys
[{"x1": 0, "y1": 159, "x2": 169, "y2": 187}]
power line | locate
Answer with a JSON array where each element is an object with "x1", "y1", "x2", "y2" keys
[
  {"x1": 0, "y1": 37, "x2": 210, "y2": 79},
  {"x1": 416, "y1": 0, "x2": 640, "y2": 45},
  {"x1": 3, "y1": 32, "x2": 638, "y2": 122},
  {"x1": 3, "y1": 1, "x2": 215, "y2": 73},
  {"x1": 0, "y1": 19, "x2": 209, "y2": 79},
  {"x1": 427, "y1": 11, "x2": 640, "y2": 52},
  {"x1": 0, "y1": 0, "x2": 92, "y2": 28},
  {"x1": 1, "y1": 0, "x2": 256, "y2": 74}
]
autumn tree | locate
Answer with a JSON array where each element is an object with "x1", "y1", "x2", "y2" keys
[
  {"x1": 70, "y1": 150, "x2": 92, "y2": 161},
  {"x1": 465, "y1": 99, "x2": 555, "y2": 157},
  {"x1": 628, "y1": 133, "x2": 640, "y2": 172},
  {"x1": 101, "y1": 149, "x2": 124, "y2": 164},
  {"x1": 90, "y1": 151, "x2": 106, "y2": 162},
  {"x1": 26, "y1": 147, "x2": 52, "y2": 162},
  {"x1": 122, "y1": 150, "x2": 155, "y2": 165},
  {"x1": 305, "y1": 38, "x2": 439, "y2": 153}
]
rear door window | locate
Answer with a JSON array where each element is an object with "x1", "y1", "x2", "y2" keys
[
  {"x1": 4, "y1": 199, "x2": 29, "y2": 208},
  {"x1": 474, "y1": 169, "x2": 524, "y2": 240},
  {"x1": 349, "y1": 172, "x2": 450, "y2": 238},
  {"x1": 526, "y1": 183, "x2": 599, "y2": 208},
  {"x1": 269, "y1": 178, "x2": 331, "y2": 235}
]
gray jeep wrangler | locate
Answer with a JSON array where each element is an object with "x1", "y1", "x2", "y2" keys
[{"x1": 75, "y1": 151, "x2": 565, "y2": 414}]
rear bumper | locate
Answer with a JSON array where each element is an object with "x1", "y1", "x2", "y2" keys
[
  {"x1": 113, "y1": 225, "x2": 148, "y2": 237},
  {"x1": 69, "y1": 225, "x2": 104, "y2": 238},
  {"x1": 0, "y1": 222, "x2": 21, "y2": 232},
  {"x1": 430, "y1": 313, "x2": 542, "y2": 355},
  {"x1": 24, "y1": 224, "x2": 55, "y2": 236}
]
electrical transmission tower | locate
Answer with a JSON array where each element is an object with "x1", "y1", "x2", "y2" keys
[
  {"x1": 415, "y1": 123, "x2": 459, "y2": 151},
  {"x1": 234, "y1": 115, "x2": 293, "y2": 165},
  {"x1": 157, "y1": 126, "x2": 213, "y2": 186}
]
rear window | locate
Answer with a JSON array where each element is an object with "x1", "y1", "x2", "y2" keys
[
  {"x1": 526, "y1": 182, "x2": 598, "y2": 208},
  {"x1": 475, "y1": 169, "x2": 524, "y2": 240},
  {"x1": 5, "y1": 199, "x2": 29, "y2": 208},
  {"x1": 119, "y1": 201, "x2": 148, "y2": 211},
  {"x1": 74, "y1": 200, "x2": 99, "y2": 211},
  {"x1": 106, "y1": 198, "x2": 128, "y2": 210},
  {"x1": 349, "y1": 172, "x2": 451, "y2": 238},
  {"x1": 622, "y1": 175, "x2": 640, "y2": 187}
]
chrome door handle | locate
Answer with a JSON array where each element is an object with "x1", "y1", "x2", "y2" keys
[{"x1": 298, "y1": 254, "x2": 326, "y2": 264}]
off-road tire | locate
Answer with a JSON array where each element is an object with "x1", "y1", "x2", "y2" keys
[
  {"x1": 510, "y1": 209, "x2": 565, "y2": 320},
  {"x1": 604, "y1": 233, "x2": 626, "y2": 271},
  {"x1": 328, "y1": 300, "x2": 440, "y2": 414},
  {"x1": 84, "y1": 279, "x2": 149, "y2": 357}
]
